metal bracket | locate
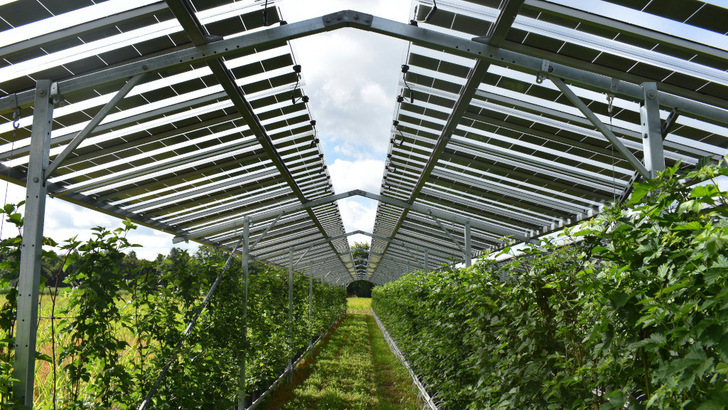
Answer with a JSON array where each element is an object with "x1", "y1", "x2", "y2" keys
[
  {"x1": 322, "y1": 10, "x2": 372, "y2": 27},
  {"x1": 661, "y1": 107, "x2": 680, "y2": 139},
  {"x1": 610, "y1": 77, "x2": 620, "y2": 95},
  {"x1": 536, "y1": 59, "x2": 551, "y2": 84},
  {"x1": 50, "y1": 82, "x2": 60, "y2": 103}
]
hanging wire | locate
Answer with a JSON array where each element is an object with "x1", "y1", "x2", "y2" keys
[
  {"x1": 607, "y1": 93, "x2": 617, "y2": 203},
  {"x1": 401, "y1": 65, "x2": 415, "y2": 103},
  {"x1": 138, "y1": 233, "x2": 247, "y2": 410},
  {"x1": 392, "y1": 120, "x2": 405, "y2": 147},
  {"x1": 424, "y1": 0, "x2": 438, "y2": 22},
  {"x1": 290, "y1": 65, "x2": 309, "y2": 105},
  {"x1": 309, "y1": 120, "x2": 318, "y2": 148},
  {"x1": 262, "y1": 0, "x2": 269, "y2": 26}
]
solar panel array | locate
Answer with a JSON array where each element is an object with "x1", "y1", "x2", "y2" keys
[
  {"x1": 0, "y1": 0, "x2": 354, "y2": 284},
  {"x1": 369, "y1": 0, "x2": 728, "y2": 283},
  {"x1": 0, "y1": 0, "x2": 726, "y2": 285}
]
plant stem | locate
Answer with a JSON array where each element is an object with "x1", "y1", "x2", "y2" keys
[{"x1": 641, "y1": 346, "x2": 651, "y2": 400}]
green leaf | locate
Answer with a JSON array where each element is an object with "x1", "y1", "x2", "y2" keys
[
  {"x1": 628, "y1": 184, "x2": 649, "y2": 204},
  {"x1": 673, "y1": 221, "x2": 703, "y2": 231},
  {"x1": 691, "y1": 184, "x2": 720, "y2": 199},
  {"x1": 35, "y1": 352, "x2": 52, "y2": 363}
]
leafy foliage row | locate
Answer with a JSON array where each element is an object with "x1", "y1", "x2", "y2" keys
[
  {"x1": 0, "y1": 212, "x2": 346, "y2": 408},
  {"x1": 373, "y1": 162, "x2": 728, "y2": 409}
]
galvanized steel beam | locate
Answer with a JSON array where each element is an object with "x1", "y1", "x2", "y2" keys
[
  {"x1": 13, "y1": 80, "x2": 53, "y2": 406},
  {"x1": 640, "y1": 82, "x2": 666, "y2": 178}
]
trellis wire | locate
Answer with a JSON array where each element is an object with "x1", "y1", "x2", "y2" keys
[
  {"x1": 138, "y1": 232, "x2": 246, "y2": 410},
  {"x1": 371, "y1": 309, "x2": 438, "y2": 410}
]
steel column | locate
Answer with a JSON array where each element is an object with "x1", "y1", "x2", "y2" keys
[
  {"x1": 288, "y1": 248, "x2": 294, "y2": 383},
  {"x1": 308, "y1": 275, "x2": 313, "y2": 350},
  {"x1": 640, "y1": 82, "x2": 665, "y2": 178},
  {"x1": 13, "y1": 79, "x2": 53, "y2": 405},
  {"x1": 464, "y1": 220, "x2": 472, "y2": 267},
  {"x1": 238, "y1": 217, "x2": 250, "y2": 410}
]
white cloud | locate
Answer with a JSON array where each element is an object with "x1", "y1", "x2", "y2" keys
[
  {"x1": 0, "y1": 181, "x2": 197, "y2": 261},
  {"x1": 281, "y1": 0, "x2": 411, "y2": 160},
  {"x1": 337, "y1": 197, "x2": 377, "y2": 246},
  {"x1": 328, "y1": 158, "x2": 384, "y2": 193}
]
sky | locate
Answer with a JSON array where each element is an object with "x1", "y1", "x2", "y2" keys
[
  {"x1": 279, "y1": 0, "x2": 412, "y2": 247},
  {"x1": 0, "y1": 0, "x2": 413, "y2": 260}
]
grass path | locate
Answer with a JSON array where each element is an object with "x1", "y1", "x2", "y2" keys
[{"x1": 263, "y1": 298, "x2": 420, "y2": 409}]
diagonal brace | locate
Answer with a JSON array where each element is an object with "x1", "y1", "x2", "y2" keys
[
  {"x1": 45, "y1": 73, "x2": 146, "y2": 181},
  {"x1": 429, "y1": 214, "x2": 465, "y2": 254},
  {"x1": 250, "y1": 212, "x2": 283, "y2": 251},
  {"x1": 550, "y1": 76, "x2": 650, "y2": 179}
]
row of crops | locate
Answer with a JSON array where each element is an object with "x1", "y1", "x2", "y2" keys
[
  {"x1": 373, "y1": 162, "x2": 728, "y2": 409},
  {"x1": 0, "y1": 210, "x2": 346, "y2": 409}
]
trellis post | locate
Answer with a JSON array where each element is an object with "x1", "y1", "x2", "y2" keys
[
  {"x1": 237, "y1": 217, "x2": 250, "y2": 410},
  {"x1": 288, "y1": 247, "x2": 294, "y2": 383},
  {"x1": 13, "y1": 79, "x2": 53, "y2": 406},
  {"x1": 464, "y1": 220, "x2": 472, "y2": 267}
]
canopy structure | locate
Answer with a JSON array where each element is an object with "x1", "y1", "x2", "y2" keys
[
  {"x1": 1, "y1": 0, "x2": 727, "y2": 287},
  {"x1": 1, "y1": 0, "x2": 727, "y2": 405}
]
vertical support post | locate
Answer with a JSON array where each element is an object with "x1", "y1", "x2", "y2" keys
[
  {"x1": 308, "y1": 275, "x2": 313, "y2": 350},
  {"x1": 424, "y1": 249, "x2": 429, "y2": 272},
  {"x1": 237, "y1": 217, "x2": 250, "y2": 410},
  {"x1": 464, "y1": 220, "x2": 472, "y2": 267},
  {"x1": 288, "y1": 248, "x2": 294, "y2": 383},
  {"x1": 13, "y1": 80, "x2": 53, "y2": 405},
  {"x1": 640, "y1": 82, "x2": 665, "y2": 178}
]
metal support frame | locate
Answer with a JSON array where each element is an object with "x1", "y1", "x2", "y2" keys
[
  {"x1": 640, "y1": 82, "x2": 665, "y2": 178},
  {"x1": 164, "y1": 0, "x2": 351, "y2": 279},
  {"x1": 308, "y1": 275, "x2": 313, "y2": 350},
  {"x1": 550, "y1": 76, "x2": 650, "y2": 179},
  {"x1": 238, "y1": 217, "x2": 250, "y2": 410},
  {"x1": 13, "y1": 79, "x2": 53, "y2": 405},
  {"x1": 464, "y1": 220, "x2": 472, "y2": 267},
  {"x1": 250, "y1": 213, "x2": 283, "y2": 251},
  {"x1": 174, "y1": 188, "x2": 525, "y2": 246},
  {"x1": 429, "y1": 215, "x2": 464, "y2": 253},
  {"x1": 44, "y1": 73, "x2": 146, "y2": 180},
  {"x1": 139, "y1": 229, "x2": 247, "y2": 410},
  {"x1": 0, "y1": 3, "x2": 168, "y2": 58}
]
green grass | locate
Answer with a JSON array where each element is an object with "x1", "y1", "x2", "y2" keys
[
  {"x1": 347, "y1": 296, "x2": 372, "y2": 314},
  {"x1": 263, "y1": 298, "x2": 420, "y2": 409}
]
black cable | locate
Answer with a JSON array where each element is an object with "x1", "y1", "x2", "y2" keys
[
  {"x1": 263, "y1": 0, "x2": 269, "y2": 26},
  {"x1": 393, "y1": 120, "x2": 405, "y2": 147},
  {"x1": 424, "y1": 0, "x2": 437, "y2": 22},
  {"x1": 401, "y1": 65, "x2": 414, "y2": 103}
]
